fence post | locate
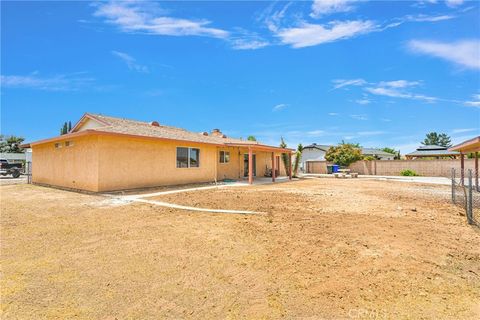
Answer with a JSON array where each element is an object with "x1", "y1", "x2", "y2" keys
[
  {"x1": 468, "y1": 169, "x2": 473, "y2": 225},
  {"x1": 451, "y1": 168, "x2": 455, "y2": 204}
]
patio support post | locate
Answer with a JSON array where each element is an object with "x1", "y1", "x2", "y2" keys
[
  {"x1": 248, "y1": 147, "x2": 253, "y2": 185},
  {"x1": 460, "y1": 153, "x2": 465, "y2": 186},
  {"x1": 289, "y1": 152, "x2": 293, "y2": 180},
  {"x1": 475, "y1": 152, "x2": 479, "y2": 191},
  {"x1": 272, "y1": 152, "x2": 276, "y2": 183}
]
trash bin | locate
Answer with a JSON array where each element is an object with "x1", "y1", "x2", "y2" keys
[
  {"x1": 327, "y1": 165, "x2": 333, "y2": 174},
  {"x1": 332, "y1": 165, "x2": 340, "y2": 173}
]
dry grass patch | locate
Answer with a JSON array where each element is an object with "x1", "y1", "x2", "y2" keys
[{"x1": 1, "y1": 179, "x2": 479, "y2": 319}]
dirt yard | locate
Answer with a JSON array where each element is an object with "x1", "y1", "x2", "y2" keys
[{"x1": 1, "y1": 179, "x2": 479, "y2": 319}]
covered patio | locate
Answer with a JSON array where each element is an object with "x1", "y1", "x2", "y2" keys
[
  {"x1": 449, "y1": 136, "x2": 480, "y2": 186},
  {"x1": 224, "y1": 143, "x2": 294, "y2": 184}
]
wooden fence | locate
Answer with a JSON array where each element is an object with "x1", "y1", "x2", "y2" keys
[{"x1": 306, "y1": 159, "x2": 477, "y2": 177}]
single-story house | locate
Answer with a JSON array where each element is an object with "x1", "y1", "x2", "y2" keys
[
  {"x1": 405, "y1": 145, "x2": 460, "y2": 160},
  {"x1": 300, "y1": 143, "x2": 395, "y2": 170},
  {"x1": 25, "y1": 113, "x2": 293, "y2": 192}
]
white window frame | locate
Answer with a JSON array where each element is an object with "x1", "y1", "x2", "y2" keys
[
  {"x1": 176, "y1": 147, "x2": 200, "y2": 168},
  {"x1": 219, "y1": 150, "x2": 230, "y2": 164},
  {"x1": 55, "y1": 142, "x2": 63, "y2": 149},
  {"x1": 65, "y1": 141, "x2": 74, "y2": 147}
]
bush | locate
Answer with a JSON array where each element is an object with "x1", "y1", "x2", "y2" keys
[
  {"x1": 400, "y1": 169, "x2": 419, "y2": 176},
  {"x1": 363, "y1": 155, "x2": 375, "y2": 161},
  {"x1": 325, "y1": 144, "x2": 363, "y2": 167}
]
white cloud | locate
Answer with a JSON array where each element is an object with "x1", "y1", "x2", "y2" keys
[
  {"x1": 276, "y1": 20, "x2": 376, "y2": 48},
  {"x1": 0, "y1": 73, "x2": 94, "y2": 91},
  {"x1": 273, "y1": 103, "x2": 288, "y2": 111},
  {"x1": 409, "y1": 14, "x2": 455, "y2": 22},
  {"x1": 445, "y1": 0, "x2": 464, "y2": 7},
  {"x1": 365, "y1": 86, "x2": 437, "y2": 102},
  {"x1": 230, "y1": 39, "x2": 269, "y2": 50},
  {"x1": 112, "y1": 51, "x2": 148, "y2": 73},
  {"x1": 378, "y1": 80, "x2": 421, "y2": 88},
  {"x1": 452, "y1": 128, "x2": 477, "y2": 134},
  {"x1": 464, "y1": 94, "x2": 480, "y2": 107},
  {"x1": 357, "y1": 131, "x2": 385, "y2": 136},
  {"x1": 310, "y1": 0, "x2": 357, "y2": 18},
  {"x1": 307, "y1": 130, "x2": 327, "y2": 136},
  {"x1": 93, "y1": 1, "x2": 229, "y2": 39},
  {"x1": 333, "y1": 78, "x2": 439, "y2": 103},
  {"x1": 350, "y1": 114, "x2": 368, "y2": 121},
  {"x1": 355, "y1": 98, "x2": 371, "y2": 105},
  {"x1": 408, "y1": 39, "x2": 480, "y2": 70},
  {"x1": 328, "y1": 112, "x2": 340, "y2": 116},
  {"x1": 332, "y1": 78, "x2": 367, "y2": 90}
]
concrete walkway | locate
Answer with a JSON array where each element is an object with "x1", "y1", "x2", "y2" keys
[
  {"x1": 103, "y1": 177, "x2": 294, "y2": 215},
  {"x1": 303, "y1": 174, "x2": 451, "y2": 185},
  {"x1": 134, "y1": 198, "x2": 264, "y2": 215}
]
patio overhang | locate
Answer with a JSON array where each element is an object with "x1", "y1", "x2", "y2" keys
[
  {"x1": 224, "y1": 143, "x2": 294, "y2": 153},
  {"x1": 448, "y1": 136, "x2": 480, "y2": 186},
  {"x1": 449, "y1": 136, "x2": 480, "y2": 153}
]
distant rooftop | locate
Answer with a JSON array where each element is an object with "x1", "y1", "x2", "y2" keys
[
  {"x1": 406, "y1": 144, "x2": 459, "y2": 158},
  {"x1": 416, "y1": 144, "x2": 448, "y2": 151}
]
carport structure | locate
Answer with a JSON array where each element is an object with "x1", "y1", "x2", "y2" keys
[{"x1": 449, "y1": 136, "x2": 480, "y2": 186}]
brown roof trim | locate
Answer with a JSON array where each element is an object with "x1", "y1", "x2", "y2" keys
[
  {"x1": 29, "y1": 130, "x2": 93, "y2": 146},
  {"x1": 225, "y1": 143, "x2": 294, "y2": 153},
  {"x1": 449, "y1": 136, "x2": 480, "y2": 153}
]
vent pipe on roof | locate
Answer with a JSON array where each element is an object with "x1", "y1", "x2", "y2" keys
[
  {"x1": 150, "y1": 121, "x2": 160, "y2": 127},
  {"x1": 211, "y1": 128, "x2": 223, "y2": 137}
]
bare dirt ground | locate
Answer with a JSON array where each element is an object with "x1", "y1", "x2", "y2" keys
[{"x1": 1, "y1": 179, "x2": 479, "y2": 319}]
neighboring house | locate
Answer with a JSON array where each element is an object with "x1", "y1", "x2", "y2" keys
[
  {"x1": 300, "y1": 143, "x2": 395, "y2": 170},
  {"x1": 405, "y1": 145, "x2": 460, "y2": 160},
  {"x1": 24, "y1": 113, "x2": 293, "y2": 192},
  {"x1": 361, "y1": 148, "x2": 396, "y2": 160}
]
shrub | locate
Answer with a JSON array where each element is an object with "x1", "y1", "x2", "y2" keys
[
  {"x1": 400, "y1": 169, "x2": 419, "y2": 176},
  {"x1": 325, "y1": 144, "x2": 363, "y2": 167},
  {"x1": 363, "y1": 155, "x2": 376, "y2": 161}
]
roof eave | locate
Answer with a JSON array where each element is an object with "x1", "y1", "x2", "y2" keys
[{"x1": 449, "y1": 136, "x2": 480, "y2": 153}]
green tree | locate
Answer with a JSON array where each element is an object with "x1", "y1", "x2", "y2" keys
[
  {"x1": 279, "y1": 137, "x2": 291, "y2": 176},
  {"x1": 422, "y1": 132, "x2": 452, "y2": 147},
  {"x1": 61, "y1": 122, "x2": 67, "y2": 135},
  {"x1": 325, "y1": 144, "x2": 363, "y2": 167},
  {"x1": 0, "y1": 135, "x2": 25, "y2": 153},
  {"x1": 340, "y1": 140, "x2": 361, "y2": 148},
  {"x1": 247, "y1": 135, "x2": 257, "y2": 141},
  {"x1": 68, "y1": 121, "x2": 72, "y2": 132},
  {"x1": 292, "y1": 143, "x2": 304, "y2": 177}
]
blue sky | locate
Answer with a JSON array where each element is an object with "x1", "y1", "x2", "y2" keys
[{"x1": 1, "y1": 0, "x2": 479, "y2": 152}]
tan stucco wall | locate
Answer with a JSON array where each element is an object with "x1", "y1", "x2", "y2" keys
[
  {"x1": 32, "y1": 135, "x2": 100, "y2": 191},
  {"x1": 96, "y1": 135, "x2": 220, "y2": 191},
  {"x1": 32, "y1": 133, "x2": 290, "y2": 192}
]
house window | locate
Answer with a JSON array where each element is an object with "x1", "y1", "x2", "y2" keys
[
  {"x1": 55, "y1": 142, "x2": 62, "y2": 149},
  {"x1": 219, "y1": 151, "x2": 230, "y2": 163},
  {"x1": 177, "y1": 147, "x2": 200, "y2": 168},
  {"x1": 65, "y1": 141, "x2": 74, "y2": 147}
]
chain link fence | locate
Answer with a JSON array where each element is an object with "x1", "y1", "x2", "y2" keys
[
  {"x1": 25, "y1": 161, "x2": 32, "y2": 184},
  {"x1": 451, "y1": 168, "x2": 479, "y2": 225}
]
